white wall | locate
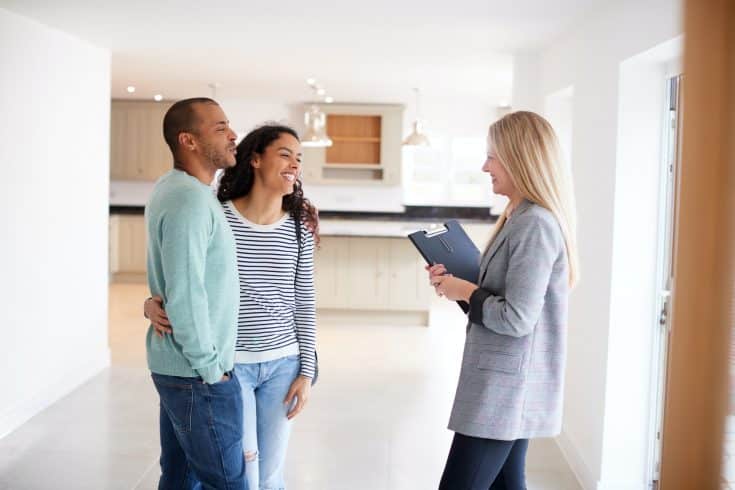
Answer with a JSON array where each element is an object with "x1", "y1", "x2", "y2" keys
[
  {"x1": 601, "y1": 37, "x2": 681, "y2": 490},
  {"x1": 0, "y1": 8, "x2": 111, "y2": 438},
  {"x1": 218, "y1": 97, "x2": 294, "y2": 139},
  {"x1": 544, "y1": 86, "x2": 574, "y2": 169},
  {"x1": 525, "y1": 1, "x2": 682, "y2": 488},
  {"x1": 512, "y1": 52, "x2": 543, "y2": 113}
]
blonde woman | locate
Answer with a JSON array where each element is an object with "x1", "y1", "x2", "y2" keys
[{"x1": 428, "y1": 111, "x2": 578, "y2": 489}]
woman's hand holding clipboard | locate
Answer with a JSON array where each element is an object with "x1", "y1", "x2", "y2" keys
[{"x1": 408, "y1": 220, "x2": 481, "y2": 312}]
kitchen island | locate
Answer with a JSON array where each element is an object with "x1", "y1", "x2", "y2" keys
[{"x1": 109, "y1": 206, "x2": 495, "y2": 326}]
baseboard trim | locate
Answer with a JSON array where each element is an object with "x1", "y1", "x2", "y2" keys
[
  {"x1": 0, "y1": 348, "x2": 111, "y2": 439},
  {"x1": 556, "y1": 430, "x2": 597, "y2": 490}
]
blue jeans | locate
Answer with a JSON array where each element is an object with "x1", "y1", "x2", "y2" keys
[
  {"x1": 234, "y1": 355, "x2": 300, "y2": 490},
  {"x1": 152, "y1": 371, "x2": 247, "y2": 490}
]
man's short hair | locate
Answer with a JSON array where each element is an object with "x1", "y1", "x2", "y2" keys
[{"x1": 162, "y1": 97, "x2": 218, "y2": 154}]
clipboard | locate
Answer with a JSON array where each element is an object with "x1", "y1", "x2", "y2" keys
[{"x1": 408, "y1": 220, "x2": 480, "y2": 313}]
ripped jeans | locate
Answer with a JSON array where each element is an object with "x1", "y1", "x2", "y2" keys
[{"x1": 234, "y1": 356, "x2": 300, "y2": 490}]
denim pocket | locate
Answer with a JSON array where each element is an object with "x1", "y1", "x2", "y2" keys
[
  {"x1": 208, "y1": 371, "x2": 240, "y2": 397},
  {"x1": 152, "y1": 375, "x2": 194, "y2": 433},
  {"x1": 212, "y1": 370, "x2": 235, "y2": 384}
]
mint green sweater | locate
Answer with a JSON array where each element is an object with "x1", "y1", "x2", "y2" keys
[{"x1": 144, "y1": 169, "x2": 238, "y2": 384}]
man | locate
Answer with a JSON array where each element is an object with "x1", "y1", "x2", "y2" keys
[{"x1": 145, "y1": 97, "x2": 245, "y2": 489}]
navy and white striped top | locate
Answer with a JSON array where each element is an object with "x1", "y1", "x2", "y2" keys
[{"x1": 222, "y1": 200, "x2": 317, "y2": 378}]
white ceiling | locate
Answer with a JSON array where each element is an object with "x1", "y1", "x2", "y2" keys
[{"x1": 1, "y1": 0, "x2": 611, "y2": 105}]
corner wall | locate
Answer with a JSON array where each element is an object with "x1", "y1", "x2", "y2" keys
[{"x1": 0, "y1": 8, "x2": 111, "y2": 437}]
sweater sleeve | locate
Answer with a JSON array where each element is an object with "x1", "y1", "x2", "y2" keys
[
  {"x1": 294, "y1": 223, "x2": 317, "y2": 378},
  {"x1": 468, "y1": 214, "x2": 561, "y2": 338},
  {"x1": 160, "y1": 196, "x2": 226, "y2": 384}
]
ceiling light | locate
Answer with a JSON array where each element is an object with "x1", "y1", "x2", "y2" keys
[
  {"x1": 316, "y1": 87, "x2": 326, "y2": 96},
  {"x1": 403, "y1": 88, "x2": 430, "y2": 147},
  {"x1": 403, "y1": 120, "x2": 430, "y2": 146},
  {"x1": 302, "y1": 104, "x2": 333, "y2": 148},
  {"x1": 306, "y1": 77, "x2": 316, "y2": 86},
  {"x1": 208, "y1": 82, "x2": 221, "y2": 99},
  {"x1": 302, "y1": 80, "x2": 333, "y2": 148},
  {"x1": 153, "y1": 94, "x2": 163, "y2": 102},
  {"x1": 126, "y1": 85, "x2": 136, "y2": 94},
  {"x1": 324, "y1": 96, "x2": 334, "y2": 104}
]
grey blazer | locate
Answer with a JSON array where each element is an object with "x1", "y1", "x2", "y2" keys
[{"x1": 448, "y1": 199, "x2": 569, "y2": 441}]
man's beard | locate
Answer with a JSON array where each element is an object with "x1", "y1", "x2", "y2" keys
[{"x1": 202, "y1": 142, "x2": 231, "y2": 169}]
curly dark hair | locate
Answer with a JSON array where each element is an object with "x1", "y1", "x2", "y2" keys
[{"x1": 217, "y1": 124, "x2": 319, "y2": 243}]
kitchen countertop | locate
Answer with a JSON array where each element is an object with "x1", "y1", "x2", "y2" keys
[
  {"x1": 319, "y1": 219, "x2": 465, "y2": 238},
  {"x1": 110, "y1": 206, "x2": 495, "y2": 238}
]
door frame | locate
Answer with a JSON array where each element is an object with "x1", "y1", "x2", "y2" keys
[{"x1": 659, "y1": 0, "x2": 735, "y2": 487}]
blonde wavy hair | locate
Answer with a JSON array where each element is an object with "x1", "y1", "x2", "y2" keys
[{"x1": 487, "y1": 111, "x2": 579, "y2": 287}]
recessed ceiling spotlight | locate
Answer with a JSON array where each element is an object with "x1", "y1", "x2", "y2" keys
[
  {"x1": 316, "y1": 87, "x2": 326, "y2": 96},
  {"x1": 324, "y1": 96, "x2": 334, "y2": 104},
  {"x1": 306, "y1": 77, "x2": 316, "y2": 86},
  {"x1": 126, "y1": 86, "x2": 136, "y2": 93},
  {"x1": 153, "y1": 94, "x2": 163, "y2": 102}
]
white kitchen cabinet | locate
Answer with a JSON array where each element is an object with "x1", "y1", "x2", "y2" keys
[
  {"x1": 463, "y1": 223, "x2": 492, "y2": 252},
  {"x1": 110, "y1": 100, "x2": 173, "y2": 181},
  {"x1": 313, "y1": 236, "x2": 431, "y2": 318},
  {"x1": 109, "y1": 214, "x2": 147, "y2": 282},
  {"x1": 387, "y1": 238, "x2": 430, "y2": 311},
  {"x1": 345, "y1": 237, "x2": 390, "y2": 309},
  {"x1": 314, "y1": 236, "x2": 349, "y2": 308}
]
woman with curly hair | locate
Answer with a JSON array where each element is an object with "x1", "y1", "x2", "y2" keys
[{"x1": 145, "y1": 124, "x2": 318, "y2": 490}]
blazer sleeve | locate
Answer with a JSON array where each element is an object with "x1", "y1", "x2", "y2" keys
[{"x1": 468, "y1": 214, "x2": 561, "y2": 337}]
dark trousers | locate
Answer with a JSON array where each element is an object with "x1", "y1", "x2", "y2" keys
[
  {"x1": 152, "y1": 372, "x2": 247, "y2": 490},
  {"x1": 438, "y1": 433, "x2": 529, "y2": 490}
]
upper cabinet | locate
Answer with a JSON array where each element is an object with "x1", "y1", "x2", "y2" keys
[
  {"x1": 110, "y1": 100, "x2": 173, "y2": 181},
  {"x1": 301, "y1": 103, "x2": 403, "y2": 186}
]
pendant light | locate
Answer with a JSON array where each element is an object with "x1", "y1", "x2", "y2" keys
[
  {"x1": 403, "y1": 87, "x2": 430, "y2": 147},
  {"x1": 208, "y1": 82, "x2": 221, "y2": 99},
  {"x1": 302, "y1": 80, "x2": 333, "y2": 148}
]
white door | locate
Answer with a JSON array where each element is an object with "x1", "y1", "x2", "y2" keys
[{"x1": 649, "y1": 74, "x2": 683, "y2": 488}]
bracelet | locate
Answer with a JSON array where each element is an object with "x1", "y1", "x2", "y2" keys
[{"x1": 143, "y1": 296, "x2": 152, "y2": 320}]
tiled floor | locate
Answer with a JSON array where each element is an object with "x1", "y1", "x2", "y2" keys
[{"x1": 0, "y1": 283, "x2": 581, "y2": 490}]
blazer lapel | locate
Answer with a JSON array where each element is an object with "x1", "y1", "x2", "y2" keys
[
  {"x1": 478, "y1": 224, "x2": 510, "y2": 282},
  {"x1": 478, "y1": 200, "x2": 534, "y2": 282}
]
